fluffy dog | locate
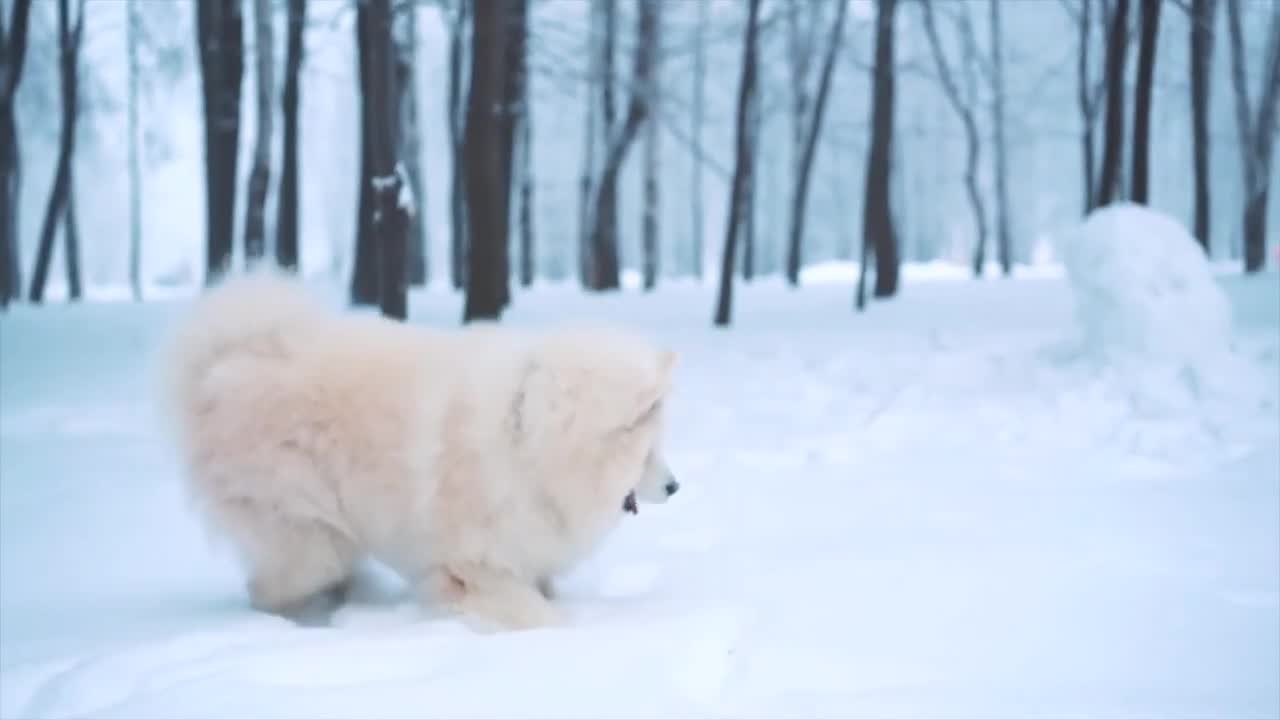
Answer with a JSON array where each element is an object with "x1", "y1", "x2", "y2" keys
[{"x1": 160, "y1": 272, "x2": 679, "y2": 631}]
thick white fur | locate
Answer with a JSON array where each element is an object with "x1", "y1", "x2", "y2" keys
[{"x1": 160, "y1": 272, "x2": 678, "y2": 631}]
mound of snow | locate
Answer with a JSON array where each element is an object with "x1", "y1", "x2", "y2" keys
[
  {"x1": 1061, "y1": 204, "x2": 1231, "y2": 364},
  {"x1": 1059, "y1": 204, "x2": 1260, "y2": 414}
]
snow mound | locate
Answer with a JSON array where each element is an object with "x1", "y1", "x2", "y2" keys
[
  {"x1": 1061, "y1": 203, "x2": 1231, "y2": 366},
  {"x1": 1058, "y1": 204, "x2": 1260, "y2": 415}
]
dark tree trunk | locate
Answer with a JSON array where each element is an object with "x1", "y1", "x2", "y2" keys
[
  {"x1": 1189, "y1": 0, "x2": 1215, "y2": 252},
  {"x1": 712, "y1": 0, "x2": 761, "y2": 327},
  {"x1": 462, "y1": 0, "x2": 509, "y2": 321},
  {"x1": 787, "y1": 0, "x2": 847, "y2": 287},
  {"x1": 990, "y1": 0, "x2": 1011, "y2": 274},
  {"x1": 351, "y1": 3, "x2": 379, "y2": 305},
  {"x1": 448, "y1": 0, "x2": 469, "y2": 290},
  {"x1": 29, "y1": 0, "x2": 84, "y2": 304},
  {"x1": 1078, "y1": 0, "x2": 1096, "y2": 215},
  {"x1": 641, "y1": 0, "x2": 661, "y2": 292},
  {"x1": 1094, "y1": 0, "x2": 1129, "y2": 209},
  {"x1": 518, "y1": 101, "x2": 534, "y2": 287},
  {"x1": 64, "y1": 178, "x2": 80, "y2": 299},
  {"x1": 1225, "y1": 0, "x2": 1279, "y2": 273},
  {"x1": 361, "y1": 0, "x2": 408, "y2": 320},
  {"x1": 586, "y1": 0, "x2": 657, "y2": 292},
  {"x1": 0, "y1": 0, "x2": 32, "y2": 308},
  {"x1": 276, "y1": 0, "x2": 305, "y2": 271},
  {"x1": 196, "y1": 0, "x2": 244, "y2": 285},
  {"x1": 857, "y1": 0, "x2": 899, "y2": 309},
  {"x1": 398, "y1": 0, "x2": 427, "y2": 287},
  {"x1": 127, "y1": 0, "x2": 142, "y2": 296},
  {"x1": 1130, "y1": 0, "x2": 1160, "y2": 205},
  {"x1": 243, "y1": 0, "x2": 273, "y2": 266},
  {"x1": 589, "y1": 0, "x2": 621, "y2": 291},
  {"x1": 496, "y1": 0, "x2": 527, "y2": 307},
  {"x1": 740, "y1": 86, "x2": 758, "y2": 284}
]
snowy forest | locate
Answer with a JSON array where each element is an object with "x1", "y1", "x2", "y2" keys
[{"x1": 0, "y1": 0, "x2": 1276, "y2": 324}]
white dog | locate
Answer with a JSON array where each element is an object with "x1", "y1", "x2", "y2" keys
[{"x1": 160, "y1": 272, "x2": 679, "y2": 631}]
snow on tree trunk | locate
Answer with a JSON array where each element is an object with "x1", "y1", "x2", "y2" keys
[
  {"x1": 398, "y1": 0, "x2": 427, "y2": 287},
  {"x1": 363, "y1": 0, "x2": 408, "y2": 320},
  {"x1": 276, "y1": 0, "x2": 305, "y2": 272},
  {"x1": 447, "y1": 0, "x2": 468, "y2": 290}
]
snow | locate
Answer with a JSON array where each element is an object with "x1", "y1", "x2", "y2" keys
[{"x1": 2, "y1": 269, "x2": 1278, "y2": 719}]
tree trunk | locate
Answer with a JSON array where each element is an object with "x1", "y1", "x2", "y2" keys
[
  {"x1": 690, "y1": 0, "x2": 706, "y2": 281},
  {"x1": 579, "y1": 0, "x2": 599, "y2": 287},
  {"x1": 64, "y1": 177, "x2": 80, "y2": 299},
  {"x1": 1225, "y1": 0, "x2": 1279, "y2": 273},
  {"x1": 242, "y1": 0, "x2": 273, "y2": 266},
  {"x1": 196, "y1": 0, "x2": 244, "y2": 285},
  {"x1": 462, "y1": 0, "x2": 509, "y2": 321},
  {"x1": 1078, "y1": 0, "x2": 1096, "y2": 215},
  {"x1": 351, "y1": 3, "x2": 379, "y2": 305},
  {"x1": 1094, "y1": 0, "x2": 1129, "y2": 209},
  {"x1": 496, "y1": 0, "x2": 527, "y2": 307},
  {"x1": 29, "y1": 0, "x2": 84, "y2": 304},
  {"x1": 641, "y1": 0, "x2": 661, "y2": 291},
  {"x1": 448, "y1": 0, "x2": 469, "y2": 290},
  {"x1": 921, "y1": 0, "x2": 986, "y2": 278},
  {"x1": 858, "y1": 0, "x2": 899, "y2": 309},
  {"x1": 518, "y1": 92, "x2": 534, "y2": 287},
  {"x1": 127, "y1": 0, "x2": 142, "y2": 297},
  {"x1": 1129, "y1": 0, "x2": 1160, "y2": 205},
  {"x1": 360, "y1": 0, "x2": 408, "y2": 320},
  {"x1": 740, "y1": 82, "x2": 758, "y2": 283},
  {"x1": 586, "y1": 0, "x2": 657, "y2": 292},
  {"x1": 276, "y1": 0, "x2": 304, "y2": 271},
  {"x1": 0, "y1": 0, "x2": 32, "y2": 308},
  {"x1": 589, "y1": 0, "x2": 620, "y2": 290},
  {"x1": 990, "y1": 0, "x2": 1011, "y2": 274},
  {"x1": 1189, "y1": 0, "x2": 1216, "y2": 252},
  {"x1": 786, "y1": 0, "x2": 847, "y2": 287},
  {"x1": 712, "y1": 0, "x2": 761, "y2": 327},
  {"x1": 398, "y1": 0, "x2": 427, "y2": 287}
]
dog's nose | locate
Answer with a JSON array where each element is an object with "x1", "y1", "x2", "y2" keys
[{"x1": 665, "y1": 480, "x2": 679, "y2": 496}]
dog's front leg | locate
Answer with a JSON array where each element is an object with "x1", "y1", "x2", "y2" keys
[{"x1": 421, "y1": 565, "x2": 562, "y2": 632}]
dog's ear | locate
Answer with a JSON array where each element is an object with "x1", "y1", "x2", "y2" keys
[{"x1": 619, "y1": 350, "x2": 677, "y2": 433}]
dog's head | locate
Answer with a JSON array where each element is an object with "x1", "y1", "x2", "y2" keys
[{"x1": 516, "y1": 330, "x2": 681, "y2": 520}]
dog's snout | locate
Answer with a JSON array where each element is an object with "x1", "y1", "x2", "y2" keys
[{"x1": 664, "y1": 479, "x2": 679, "y2": 496}]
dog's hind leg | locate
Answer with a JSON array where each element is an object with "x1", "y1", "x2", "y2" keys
[
  {"x1": 214, "y1": 499, "x2": 360, "y2": 618},
  {"x1": 422, "y1": 565, "x2": 561, "y2": 632}
]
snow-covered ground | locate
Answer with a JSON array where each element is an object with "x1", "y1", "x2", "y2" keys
[{"x1": 2, "y1": 266, "x2": 1277, "y2": 719}]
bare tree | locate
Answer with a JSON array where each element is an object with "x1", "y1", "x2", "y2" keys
[
  {"x1": 578, "y1": 0, "x2": 600, "y2": 286},
  {"x1": 363, "y1": 0, "x2": 408, "y2": 319},
  {"x1": 641, "y1": 1, "x2": 661, "y2": 291},
  {"x1": 276, "y1": 0, "x2": 305, "y2": 271},
  {"x1": 856, "y1": 0, "x2": 900, "y2": 311},
  {"x1": 196, "y1": 0, "x2": 244, "y2": 284},
  {"x1": 29, "y1": 0, "x2": 86, "y2": 303},
  {"x1": 497, "y1": 0, "x2": 527, "y2": 307},
  {"x1": 713, "y1": 0, "x2": 761, "y2": 327},
  {"x1": 1062, "y1": 0, "x2": 1109, "y2": 215},
  {"x1": 989, "y1": 0, "x2": 1011, "y2": 274},
  {"x1": 585, "y1": 0, "x2": 658, "y2": 291},
  {"x1": 0, "y1": 0, "x2": 31, "y2": 308},
  {"x1": 1094, "y1": 0, "x2": 1130, "y2": 208},
  {"x1": 127, "y1": 0, "x2": 142, "y2": 297},
  {"x1": 786, "y1": 0, "x2": 847, "y2": 286},
  {"x1": 462, "y1": 0, "x2": 509, "y2": 321},
  {"x1": 921, "y1": 0, "x2": 986, "y2": 277},
  {"x1": 1225, "y1": 0, "x2": 1279, "y2": 272},
  {"x1": 516, "y1": 3, "x2": 534, "y2": 289},
  {"x1": 398, "y1": 0, "x2": 427, "y2": 286},
  {"x1": 242, "y1": 0, "x2": 274, "y2": 266},
  {"x1": 1189, "y1": 0, "x2": 1217, "y2": 251},
  {"x1": 740, "y1": 59, "x2": 759, "y2": 284},
  {"x1": 351, "y1": 3, "x2": 379, "y2": 304},
  {"x1": 1129, "y1": 0, "x2": 1161, "y2": 204},
  {"x1": 447, "y1": 0, "x2": 469, "y2": 289},
  {"x1": 690, "y1": 0, "x2": 706, "y2": 280}
]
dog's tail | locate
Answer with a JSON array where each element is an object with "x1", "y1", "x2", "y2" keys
[{"x1": 158, "y1": 269, "x2": 326, "y2": 432}]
